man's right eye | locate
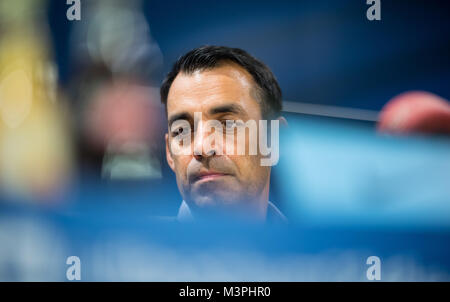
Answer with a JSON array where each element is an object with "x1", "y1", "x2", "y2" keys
[
  {"x1": 172, "y1": 126, "x2": 192, "y2": 137},
  {"x1": 172, "y1": 127, "x2": 184, "y2": 136}
]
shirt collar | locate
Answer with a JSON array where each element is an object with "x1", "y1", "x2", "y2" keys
[{"x1": 176, "y1": 200, "x2": 287, "y2": 223}]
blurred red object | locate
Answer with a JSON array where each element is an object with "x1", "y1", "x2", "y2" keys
[
  {"x1": 377, "y1": 91, "x2": 450, "y2": 135},
  {"x1": 84, "y1": 81, "x2": 163, "y2": 149}
]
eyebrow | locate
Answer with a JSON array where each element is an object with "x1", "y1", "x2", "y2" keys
[
  {"x1": 208, "y1": 104, "x2": 247, "y2": 116},
  {"x1": 168, "y1": 103, "x2": 247, "y2": 126},
  {"x1": 168, "y1": 112, "x2": 192, "y2": 126}
]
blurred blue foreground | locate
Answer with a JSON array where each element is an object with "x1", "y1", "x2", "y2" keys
[{"x1": 1, "y1": 115, "x2": 449, "y2": 281}]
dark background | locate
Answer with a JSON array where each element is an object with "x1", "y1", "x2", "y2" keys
[{"x1": 49, "y1": 0, "x2": 450, "y2": 111}]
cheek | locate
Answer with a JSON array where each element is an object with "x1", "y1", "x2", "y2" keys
[
  {"x1": 222, "y1": 134, "x2": 235, "y2": 155},
  {"x1": 228, "y1": 154, "x2": 254, "y2": 176},
  {"x1": 173, "y1": 156, "x2": 191, "y2": 182},
  {"x1": 222, "y1": 129, "x2": 253, "y2": 156},
  {"x1": 229, "y1": 154, "x2": 268, "y2": 185}
]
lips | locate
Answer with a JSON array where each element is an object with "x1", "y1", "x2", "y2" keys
[{"x1": 192, "y1": 171, "x2": 230, "y2": 183}]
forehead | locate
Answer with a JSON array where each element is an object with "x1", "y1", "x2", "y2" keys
[{"x1": 166, "y1": 63, "x2": 260, "y2": 118}]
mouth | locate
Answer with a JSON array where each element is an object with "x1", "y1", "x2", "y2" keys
[{"x1": 192, "y1": 172, "x2": 230, "y2": 184}]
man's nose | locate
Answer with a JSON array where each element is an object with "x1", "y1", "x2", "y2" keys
[{"x1": 193, "y1": 120, "x2": 216, "y2": 160}]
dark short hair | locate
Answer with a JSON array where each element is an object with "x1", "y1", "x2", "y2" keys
[{"x1": 160, "y1": 45, "x2": 282, "y2": 119}]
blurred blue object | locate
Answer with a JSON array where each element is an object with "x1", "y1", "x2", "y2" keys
[
  {"x1": 1, "y1": 112, "x2": 450, "y2": 281},
  {"x1": 277, "y1": 113, "x2": 450, "y2": 229},
  {"x1": 1, "y1": 202, "x2": 450, "y2": 281}
]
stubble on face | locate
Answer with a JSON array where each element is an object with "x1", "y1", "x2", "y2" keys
[{"x1": 165, "y1": 62, "x2": 271, "y2": 218}]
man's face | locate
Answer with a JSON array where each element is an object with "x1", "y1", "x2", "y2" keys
[{"x1": 165, "y1": 63, "x2": 271, "y2": 217}]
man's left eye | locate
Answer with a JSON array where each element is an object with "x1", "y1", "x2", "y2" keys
[{"x1": 223, "y1": 120, "x2": 237, "y2": 130}]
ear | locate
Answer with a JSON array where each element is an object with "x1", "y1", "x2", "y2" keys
[
  {"x1": 165, "y1": 133, "x2": 175, "y2": 171},
  {"x1": 277, "y1": 116, "x2": 288, "y2": 127}
]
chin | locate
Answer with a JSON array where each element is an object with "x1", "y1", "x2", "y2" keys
[{"x1": 191, "y1": 192, "x2": 241, "y2": 209}]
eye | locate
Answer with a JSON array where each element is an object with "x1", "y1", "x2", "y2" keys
[
  {"x1": 171, "y1": 126, "x2": 189, "y2": 137},
  {"x1": 223, "y1": 120, "x2": 237, "y2": 132}
]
